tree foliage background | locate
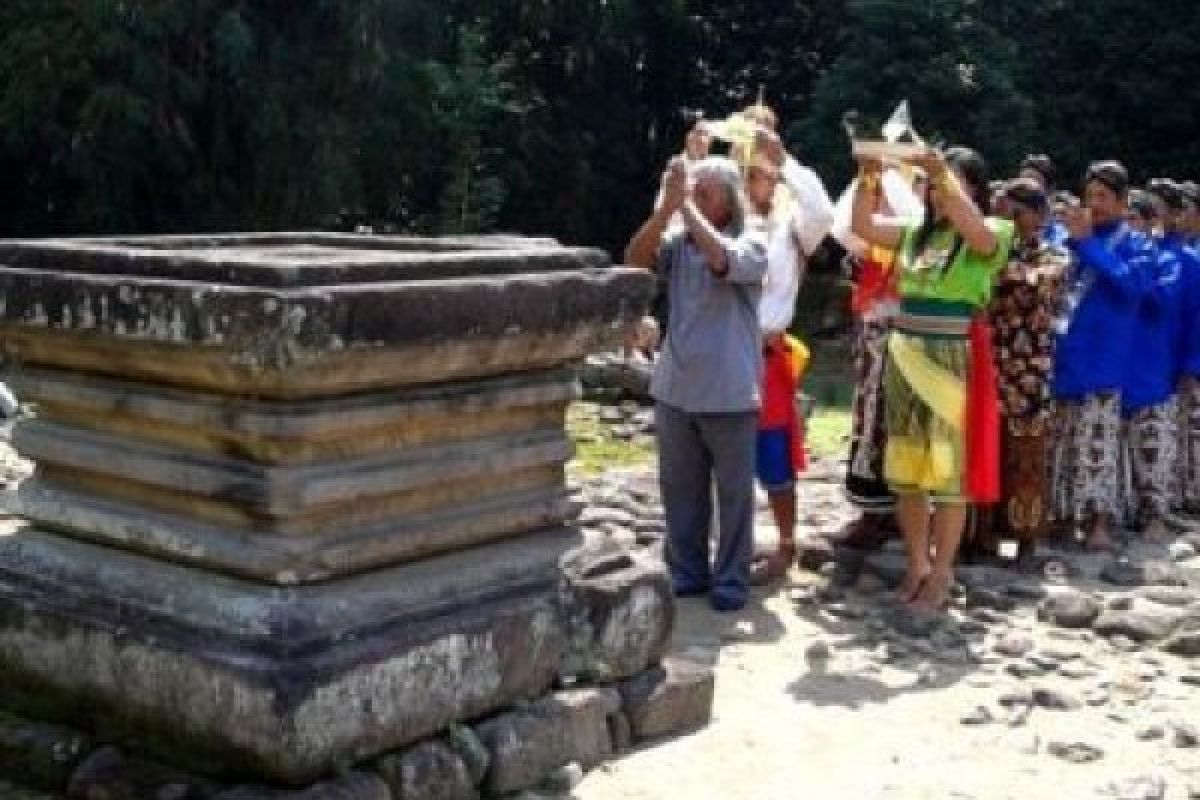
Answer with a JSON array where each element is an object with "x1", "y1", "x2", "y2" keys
[{"x1": 2, "y1": 0, "x2": 1198, "y2": 254}]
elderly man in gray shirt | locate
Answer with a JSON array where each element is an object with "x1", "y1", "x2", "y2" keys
[{"x1": 625, "y1": 154, "x2": 769, "y2": 611}]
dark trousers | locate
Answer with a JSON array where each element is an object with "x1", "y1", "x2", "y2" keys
[{"x1": 656, "y1": 402, "x2": 757, "y2": 605}]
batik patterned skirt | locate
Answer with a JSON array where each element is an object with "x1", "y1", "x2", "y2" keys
[
  {"x1": 846, "y1": 314, "x2": 895, "y2": 513},
  {"x1": 1052, "y1": 391, "x2": 1123, "y2": 522},
  {"x1": 999, "y1": 416, "x2": 1051, "y2": 540},
  {"x1": 1180, "y1": 378, "x2": 1200, "y2": 514},
  {"x1": 1121, "y1": 397, "x2": 1179, "y2": 525}
]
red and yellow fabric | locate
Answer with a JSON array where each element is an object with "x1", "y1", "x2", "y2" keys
[{"x1": 759, "y1": 333, "x2": 810, "y2": 472}]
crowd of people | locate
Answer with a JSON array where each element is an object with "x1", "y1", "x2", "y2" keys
[{"x1": 624, "y1": 103, "x2": 1200, "y2": 615}]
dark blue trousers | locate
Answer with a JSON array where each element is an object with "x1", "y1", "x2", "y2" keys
[{"x1": 656, "y1": 402, "x2": 757, "y2": 608}]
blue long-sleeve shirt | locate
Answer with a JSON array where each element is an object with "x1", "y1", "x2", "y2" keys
[
  {"x1": 1179, "y1": 239, "x2": 1200, "y2": 379},
  {"x1": 1053, "y1": 221, "x2": 1151, "y2": 401},
  {"x1": 1122, "y1": 234, "x2": 1186, "y2": 415}
]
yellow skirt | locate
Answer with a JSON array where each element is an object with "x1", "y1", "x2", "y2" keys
[{"x1": 883, "y1": 330, "x2": 968, "y2": 498}]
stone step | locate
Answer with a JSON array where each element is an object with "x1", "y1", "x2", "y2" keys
[{"x1": 8, "y1": 365, "x2": 576, "y2": 464}]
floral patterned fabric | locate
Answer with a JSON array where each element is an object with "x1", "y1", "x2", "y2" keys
[
  {"x1": 987, "y1": 237, "x2": 1067, "y2": 539},
  {"x1": 988, "y1": 238, "x2": 1069, "y2": 421}
]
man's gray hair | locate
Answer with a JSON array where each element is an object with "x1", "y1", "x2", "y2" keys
[{"x1": 690, "y1": 156, "x2": 749, "y2": 236}]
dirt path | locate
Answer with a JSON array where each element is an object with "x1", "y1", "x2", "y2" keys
[{"x1": 577, "y1": 469, "x2": 1200, "y2": 800}]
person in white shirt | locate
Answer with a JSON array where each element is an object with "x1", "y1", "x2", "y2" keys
[{"x1": 745, "y1": 124, "x2": 835, "y2": 583}]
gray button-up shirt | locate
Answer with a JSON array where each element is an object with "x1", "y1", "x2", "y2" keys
[{"x1": 650, "y1": 229, "x2": 769, "y2": 413}]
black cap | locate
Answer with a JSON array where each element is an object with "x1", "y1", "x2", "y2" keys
[
  {"x1": 1085, "y1": 161, "x2": 1130, "y2": 195},
  {"x1": 1146, "y1": 178, "x2": 1186, "y2": 211},
  {"x1": 1004, "y1": 177, "x2": 1048, "y2": 212}
]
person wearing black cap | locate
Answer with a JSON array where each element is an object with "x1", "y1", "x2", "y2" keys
[
  {"x1": 1125, "y1": 189, "x2": 1160, "y2": 235},
  {"x1": 1053, "y1": 161, "x2": 1153, "y2": 551},
  {"x1": 981, "y1": 178, "x2": 1070, "y2": 557},
  {"x1": 1119, "y1": 179, "x2": 1191, "y2": 539},
  {"x1": 1178, "y1": 181, "x2": 1200, "y2": 517},
  {"x1": 1019, "y1": 154, "x2": 1068, "y2": 247},
  {"x1": 1146, "y1": 180, "x2": 1200, "y2": 525}
]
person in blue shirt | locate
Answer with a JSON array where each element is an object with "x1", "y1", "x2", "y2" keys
[
  {"x1": 1124, "y1": 189, "x2": 1160, "y2": 235},
  {"x1": 1120, "y1": 179, "x2": 1190, "y2": 540},
  {"x1": 1019, "y1": 154, "x2": 1069, "y2": 247},
  {"x1": 1170, "y1": 181, "x2": 1200, "y2": 517},
  {"x1": 1053, "y1": 161, "x2": 1150, "y2": 552}
]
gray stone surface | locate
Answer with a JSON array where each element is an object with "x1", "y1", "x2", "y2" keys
[
  {"x1": 1037, "y1": 589, "x2": 1102, "y2": 629},
  {"x1": 0, "y1": 234, "x2": 650, "y2": 396},
  {"x1": 1164, "y1": 630, "x2": 1200, "y2": 657},
  {"x1": 618, "y1": 660, "x2": 715, "y2": 741},
  {"x1": 212, "y1": 771, "x2": 391, "y2": 799},
  {"x1": 0, "y1": 528, "x2": 568, "y2": 783},
  {"x1": 0, "y1": 234, "x2": 653, "y2": 783},
  {"x1": 559, "y1": 543, "x2": 674, "y2": 683},
  {"x1": 374, "y1": 740, "x2": 478, "y2": 800},
  {"x1": 65, "y1": 746, "x2": 219, "y2": 800},
  {"x1": 475, "y1": 692, "x2": 605, "y2": 796},
  {"x1": 1093, "y1": 603, "x2": 1184, "y2": 643},
  {"x1": 0, "y1": 711, "x2": 92, "y2": 792}
]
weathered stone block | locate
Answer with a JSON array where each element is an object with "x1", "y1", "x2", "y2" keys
[
  {"x1": 618, "y1": 660, "x2": 715, "y2": 742},
  {"x1": 559, "y1": 543, "x2": 674, "y2": 683},
  {"x1": 0, "y1": 234, "x2": 652, "y2": 783},
  {"x1": 474, "y1": 689, "x2": 618, "y2": 796},
  {"x1": 551, "y1": 689, "x2": 621, "y2": 771},
  {"x1": 0, "y1": 527, "x2": 568, "y2": 783},
  {"x1": 374, "y1": 740, "x2": 478, "y2": 800},
  {"x1": 0, "y1": 234, "x2": 648, "y2": 396},
  {"x1": 212, "y1": 771, "x2": 390, "y2": 800},
  {"x1": 66, "y1": 746, "x2": 219, "y2": 800},
  {"x1": 0, "y1": 711, "x2": 92, "y2": 792},
  {"x1": 1093, "y1": 602, "x2": 1185, "y2": 643}
]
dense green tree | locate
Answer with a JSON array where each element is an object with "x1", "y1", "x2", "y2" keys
[
  {"x1": 800, "y1": 0, "x2": 1034, "y2": 189},
  {"x1": 1, "y1": 1, "x2": 1198, "y2": 251}
]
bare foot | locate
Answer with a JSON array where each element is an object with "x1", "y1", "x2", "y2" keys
[
  {"x1": 1085, "y1": 529, "x2": 1116, "y2": 553},
  {"x1": 910, "y1": 569, "x2": 953, "y2": 612},
  {"x1": 897, "y1": 565, "x2": 930, "y2": 604},
  {"x1": 749, "y1": 542, "x2": 795, "y2": 586},
  {"x1": 1142, "y1": 518, "x2": 1171, "y2": 544}
]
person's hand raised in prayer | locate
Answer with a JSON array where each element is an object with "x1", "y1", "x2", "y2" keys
[
  {"x1": 754, "y1": 127, "x2": 785, "y2": 167},
  {"x1": 684, "y1": 124, "x2": 712, "y2": 162},
  {"x1": 660, "y1": 156, "x2": 689, "y2": 214}
]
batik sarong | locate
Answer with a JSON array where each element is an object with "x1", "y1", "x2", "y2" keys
[
  {"x1": 1124, "y1": 397, "x2": 1179, "y2": 526},
  {"x1": 1180, "y1": 378, "x2": 1200, "y2": 514},
  {"x1": 999, "y1": 417, "x2": 1051, "y2": 540},
  {"x1": 1052, "y1": 391, "x2": 1123, "y2": 521},
  {"x1": 846, "y1": 315, "x2": 895, "y2": 513}
]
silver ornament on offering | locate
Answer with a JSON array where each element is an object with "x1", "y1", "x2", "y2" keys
[{"x1": 849, "y1": 100, "x2": 928, "y2": 162}]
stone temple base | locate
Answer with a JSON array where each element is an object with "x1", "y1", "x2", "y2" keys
[
  {"x1": 0, "y1": 543, "x2": 706, "y2": 799},
  {"x1": 0, "y1": 523, "x2": 572, "y2": 783},
  {"x1": 0, "y1": 233, "x2": 662, "y2": 785}
]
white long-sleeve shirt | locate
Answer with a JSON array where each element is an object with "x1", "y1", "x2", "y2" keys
[{"x1": 759, "y1": 157, "x2": 835, "y2": 333}]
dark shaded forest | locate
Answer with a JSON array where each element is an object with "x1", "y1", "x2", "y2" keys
[{"x1": 3, "y1": 1, "x2": 1198, "y2": 255}]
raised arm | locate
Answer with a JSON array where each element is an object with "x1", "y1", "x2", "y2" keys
[
  {"x1": 920, "y1": 151, "x2": 997, "y2": 256},
  {"x1": 624, "y1": 207, "x2": 674, "y2": 270},
  {"x1": 850, "y1": 160, "x2": 905, "y2": 250},
  {"x1": 1064, "y1": 207, "x2": 1149, "y2": 301},
  {"x1": 679, "y1": 202, "x2": 767, "y2": 284},
  {"x1": 783, "y1": 157, "x2": 835, "y2": 257},
  {"x1": 625, "y1": 157, "x2": 687, "y2": 269}
]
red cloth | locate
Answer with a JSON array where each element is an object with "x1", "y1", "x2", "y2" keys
[
  {"x1": 759, "y1": 340, "x2": 808, "y2": 472},
  {"x1": 965, "y1": 316, "x2": 1001, "y2": 503},
  {"x1": 851, "y1": 256, "x2": 899, "y2": 317}
]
